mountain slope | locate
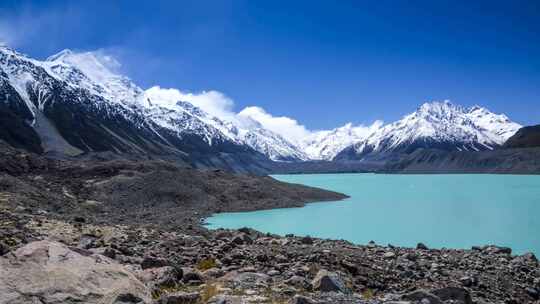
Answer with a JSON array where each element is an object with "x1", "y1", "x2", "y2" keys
[
  {"x1": 383, "y1": 147, "x2": 540, "y2": 174},
  {"x1": 504, "y1": 125, "x2": 540, "y2": 148},
  {"x1": 334, "y1": 101, "x2": 521, "y2": 161}
]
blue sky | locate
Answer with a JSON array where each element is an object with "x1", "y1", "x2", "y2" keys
[{"x1": 0, "y1": 0, "x2": 539, "y2": 128}]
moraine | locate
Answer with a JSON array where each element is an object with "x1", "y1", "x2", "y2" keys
[{"x1": 206, "y1": 173, "x2": 540, "y2": 255}]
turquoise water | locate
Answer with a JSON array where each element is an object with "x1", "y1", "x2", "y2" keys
[{"x1": 206, "y1": 174, "x2": 540, "y2": 255}]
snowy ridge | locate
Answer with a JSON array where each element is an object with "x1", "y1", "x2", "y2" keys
[
  {"x1": 302, "y1": 122, "x2": 383, "y2": 160},
  {"x1": 46, "y1": 49, "x2": 145, "y2": 107},
  {"x1": 335, "y1": 100, "x2": 522, "y2": 160}
]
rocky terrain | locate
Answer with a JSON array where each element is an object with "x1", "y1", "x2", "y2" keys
[{"x1": 1, "y1": 141, "x2": 540, "y2": 304}]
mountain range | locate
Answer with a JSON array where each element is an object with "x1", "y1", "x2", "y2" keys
[{"x1": 0, "y1": 45, "x2": 536, "y2": 173}]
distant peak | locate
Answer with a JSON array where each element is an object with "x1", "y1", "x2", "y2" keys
[
  {"x1": 469, "y1": 105, "x2": 482, "y2": 111},
  {"x1": 420, "y1": 100, "x2": 453, "y2": 108},
  {"x1": 337, "y1": 123, "x2": 354, "y2": 130},
  {"x1": 46, "y1": 49, "x2": 74, "y2": 62},
  {"x1": 418, "y1": 100, "x2": 462, "y2": 114}
]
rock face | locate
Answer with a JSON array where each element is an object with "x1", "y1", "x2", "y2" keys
[{"x1": 0, "y1": 240, "x2": 152, "y2": 304}]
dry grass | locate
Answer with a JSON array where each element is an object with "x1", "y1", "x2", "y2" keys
[
  {"x1": 362, "y1": 288, "x2": 375, "y2": 299},
  {"x1": 196, "y1": 258, "x2": 217, "y2": 271}
]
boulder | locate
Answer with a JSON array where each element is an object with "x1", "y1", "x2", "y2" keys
[
  {"x1": 137, "y1": 266, "x2": 182, "y2": 291},
  {"x1": 402, "y1": 290, "x2": 443, "y2": 304},
  {"x1": 311, "y1": 269, "x2": 350, "y2": 293},
  {"x1": 78, "y1": 233, "x2": 98, "y2": 249},
  {"x1": 182, "y1": 268, "x2": 204, "y2": 285},
  {"x1": 141, "y1": 255, "x2": 170, "y2": 269},
  {"x1": 0, "y1": 240, "x2": 151, "y2": 304},
  {"x1": 231, "y1": 233, "x2": 253, "y2": 245},
  {"x1": 431, "y1": 287, "x2": 473, "y2": 304},
  {"x1": 0, "y1": 241, "x2": 9, "y2": 256},
  {"x1": 300, "y1": 236, "x2": 314, "y2": 245},
  {"x1": 416, "y1": 243, "x2": 429, "y2": 250},
  {"x1": 288, "y1": 295, "x2": 315, "y2": 304}
]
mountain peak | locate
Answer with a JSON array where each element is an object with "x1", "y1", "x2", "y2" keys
[
  {"x1": 46, "y1": 49, "x2": 74, "y2": 62},
  {"x1": 418, "y1": 100, "x2": 461, "y2": 113}
]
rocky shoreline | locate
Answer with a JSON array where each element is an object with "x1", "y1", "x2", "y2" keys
[
  {"x1": 2, "y1": 208, "x2": 539, "y2": 304},
  {"x1": 1, "y1": 143, "x2": 540, "y2": 304}
]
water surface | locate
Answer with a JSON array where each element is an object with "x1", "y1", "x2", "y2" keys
[{"x1": 206, "y1": 174, "x2": 540, "y2": 254}]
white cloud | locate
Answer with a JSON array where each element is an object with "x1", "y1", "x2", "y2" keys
[
  {"x1": 145, "y1": 86, "x2": 236, "y2": 120},
  {"x1": 144, "y1": 86, "x2": 381, "y2": 145},
  {"x1": 144, "y1": 87, "x2": 312, "y2": 143},
  {"x1": 238, "y1": 106, "x2": 311, "y2": 143}
]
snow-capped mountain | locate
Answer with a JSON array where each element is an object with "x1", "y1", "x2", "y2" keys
[
  {"x1": 48, "y1": 49, "x2": 310, "y2": 161},
  {"x1": 238, "y1": 124, "x2": 309, "y2": 161},
  {"x1": 0, "y1": 45, "x2": 524, "y2": 168},
  {"x1": 0, "y1": 46, "x2": 306, "y2": 165},
  {"x1": 334, "y1": 101, "x2": 522, "y2": 161},
  {"x1": 302, "y1": 122, "x2": 383, "y2": 160}
]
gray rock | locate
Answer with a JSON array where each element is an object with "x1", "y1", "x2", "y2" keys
[
  {"x1": 300, "y1": 236, "x2": 314, "y2": 245},
  {"x1": 0, "y1": 241, "x2": 9, "y2": 256},
  {"x1": 90, "y1": 246, "x2": 117, "y2": 259},
  {"x1": 137, "y1": 266, "x2": 181, "y2": 291},
  {"x1": 141, "y1": 255, "x2": 169, "y2": 269},
  {"x1": 459, "y1": 276, "x2": 473, "y2": 287},
  {"x1": 231, "y1": 233, "x2": 253, "y2": 245},
  {"x1": 285, "y1": 275, "x2": 309, "y2": 289},
  {"x1": 431, "y1": 287, "x2": 473, "y2": 304},
  {"x1": 182, "y1": 268, "x2": 204, "y2": 285},
  {"x1": 384, "y1": 251, "x2": 396, "y2": 259},
  {"x1": 0, "y1": 240, "x2": 151, "y2": 304},
  {"x1": 288, "y1": 295, "x2": 315, "y2": 304},
  {"x1": 158, "y1": 291, "x2": 200, "y2": 304},
  {"x1": 521, "y1": 252, "x2": 537, "y2": 262},
  {"x1": 207, "y1": 295, "x2": 244, "y2": 304},
  {"x1": 78, "y1": 233, "x2": 98, "y2": 249},
  {"x1": 311, "y1": 269, "x2": 350, "y2": 293},
  {"x1": 526, "y1": 287, "x2": 539, "y2": 300},
  {"x1": 221, "y1": 271, "x2": 270, "y2": 289},
  {"x1": 402, "y1": 290, "x2": 443, "y2": 304},
  {"x1": 416, "y1": 243, "x2": 429, "y2": 250}
]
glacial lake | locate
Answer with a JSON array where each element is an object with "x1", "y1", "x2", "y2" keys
[{"x1": 205, "y1": 174, "x2": 540, "y2": 255}]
